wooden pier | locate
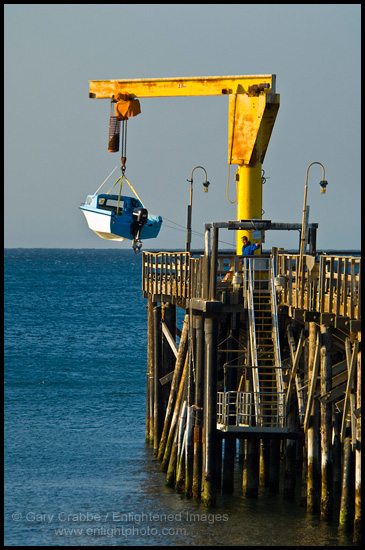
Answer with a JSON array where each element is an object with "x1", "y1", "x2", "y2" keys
[{"x1": 142, "y1": 222, "x2": 361, "y2": 543}]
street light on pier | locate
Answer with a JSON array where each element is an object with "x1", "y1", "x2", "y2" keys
[
  {"x1": 299, "y1": 161, "x2": 328, "y2": 273},
  {"x1": 186, "y1": 166, "x2": 210, "y2": 253}
]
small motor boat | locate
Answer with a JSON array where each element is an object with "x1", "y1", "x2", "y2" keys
[{"x1": 80, "y1": 193, "x2": 162, "y2": 251}]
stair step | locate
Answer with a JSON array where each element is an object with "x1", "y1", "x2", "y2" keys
[{"x1": 255, "y1": 315, "x2": 271, "y2": 319}]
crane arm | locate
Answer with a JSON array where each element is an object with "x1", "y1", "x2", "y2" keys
[
  {"x1": 89, "y1": 74, "x2": 276, "y2": 99},
  {"x1": 89, "y1": 74, "x2": 279, "y2": 167}
]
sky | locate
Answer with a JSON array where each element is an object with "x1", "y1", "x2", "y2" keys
[{"x1": 4, "y1": 4, "x2": 361, "y2": 251}]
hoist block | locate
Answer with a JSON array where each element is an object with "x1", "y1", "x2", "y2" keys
[{"x1": 115, "y1": 93, "x2": 141, "y2": 120}]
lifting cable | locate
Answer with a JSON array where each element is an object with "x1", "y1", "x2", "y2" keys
[
  {"x1": 105, "y1": 174, "x2": 143, "y2": 219},
  {"x1": 116, "y1": 177, "x2": 123, "y2": 216},
  {"x1": 123, "y1": 175, "x2": 146, "y2": 208},
  {"x1": 106, "y1": 175, "x2": 122, "y2": 195},
  {"x1": 97, "y1": 169, "x2": 146, "y2": 212},
  {"x1": 93, "y1": 166, "x2": 119, "y2": 196},
  {"x1": 121, "y1": 120, "x2": 128, "y2": 174},
  {"x1": 103, "y1": 173, "x2": 144, "y2": 206},
  {"x1": 101, "y1": 174, "x2": 124, "y2": 217}
]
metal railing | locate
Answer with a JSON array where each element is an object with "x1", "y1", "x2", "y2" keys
[
  {"x1": 270, "y1": 257, "x2": 284, "y2": 396},
  {"x1": 217, "y1": 391, "x2": 287, "y2": 428},
  {"x1": 245, "y1": 260, "x2": 259, "y2": 396}
]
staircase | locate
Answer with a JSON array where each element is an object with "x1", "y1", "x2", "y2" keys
[{"x1": 246, "y1": 257, "x2": 285, "y2": 428}]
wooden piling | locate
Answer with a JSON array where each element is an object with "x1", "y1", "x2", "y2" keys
[
  {"x1": 320, "y1": 324, "x2": 333, "y2": 520},
  {"x1": 146, "y1": 298, "x2": 156, "y2": 444},
  {"x1": 202, "y1": 315, "x2": 218, "y2": 507},
  {"x1": 269, "y1": 439, "x2": 280, "y2": 494},
  {"x1": 300, "y1": 441, "x2": 308, "y2": 508},
  {"x1": 306, "y1": 322, "x2": 320, "y2": 513},
  {"x1": 284, "y1": 391, "x2": 298, "y2": 500},
  {"x1": 165, "y1": 429, "x2": 178, "y2": 487},
  {"x1": 184, "y1": 404, "x2": 194, "y2": 497},
  {"x1": 284, "y1": 325, "x2": 299, "y2": 499},
  {"x1": 162, "y1": 353, "x2": 188, "y2": 473},
  {"x1": 246, "y1": 438, "x2": 260, "y2": 498},
  {"x1": 192, "y1": 313, "x2": 204, "y2": 499},
  {"x1": 332, "y1": 411, "x2": 342, "y2": 495},
  {"x1": 165, "y1": 414, "x2": 179, "y2": 487},
  {"x1": 216, "y1": 435, "x2": 223, "y2": 491},
  {"x1": 260, "y1": 440, "x2": 270, "y2": 488},
  {"x1": 222, "y1": 438, "x2": 235, "y2": 493},
  {"x1": 157, "y1": 314, "x2": 189, "y2": 462},
  {"x1": 353, "y1": 335, "x2": 361, "y2": 543},
  {"x1": 165, "y1": 387, "x2": 188, "y2": 488},
  {"x1": 176, "y1": 400, "x2": 187, "y2": 492},
  {"x1": 284, "y1": 436, "x2": 297, "y2": 500},
  {"x1": 153, "y1": 305, "x2": 162, "y2": 456},
  {"x1": 338, "y1": 435, "x2": 355, "y2": 532},
  {"x1": 192, "y1": 423, "x2": 203, "y2": 498}
]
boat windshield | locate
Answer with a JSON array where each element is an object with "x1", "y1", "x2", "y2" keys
[{"x1": 98, "y1": 197, "x2": 124, "y2": 214}]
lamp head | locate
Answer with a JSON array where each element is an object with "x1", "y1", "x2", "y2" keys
[
  {"x1": 319, "y1": 180, "x2": 328, "y2": 194},
  {"x1": 203, "y1": 180, "x2": 210, "y2": 193}
]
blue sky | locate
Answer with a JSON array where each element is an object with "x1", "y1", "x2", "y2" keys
[{"x1": 4, "y1": 4, "x2": 361, "y2": 251}]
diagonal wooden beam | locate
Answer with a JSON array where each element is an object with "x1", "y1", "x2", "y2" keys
[
  {"x1": 161, "y1": 320, "x2": 178, "y2": 358},
  {"x1": 340, "y1": 338, "x2": 359, "y2": 443},
  {"x1": 286, "y1": 327, "x2": 306, "y2": 420}
]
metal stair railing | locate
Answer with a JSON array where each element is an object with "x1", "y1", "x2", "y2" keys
[
  {"x1": 246, "y1": 259, "x2": 261, "y2": 424},
  {"x1": 244, "y1": 256, "x2": 286, "y2": 429},
  {"x1": 216, "y1": 391, "x2": 287, "y2": 429},
  {"x1": 246, "y1": 259, "x2": 259, "y2": 392},
  {"x1": 270, "y1": 257, "x2": 285, "y2": 426}
]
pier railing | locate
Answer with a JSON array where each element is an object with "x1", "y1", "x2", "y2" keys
[
  {"x1": 276, "y1": 253, "x2": 361, "y2": 320},
  {"x1": 142, "y1": 251, "x2": 361, "y2": 321},
  {"x1": 318, "y1": 255, "x2": 361, "y2": 320},
  {"x1": 142, "y1": 252, "x2": 200, "y2": 306}
]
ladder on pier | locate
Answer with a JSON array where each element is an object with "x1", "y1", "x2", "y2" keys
[{"x1": 245, "y1": 257, "x2": 285, "y2": 427}]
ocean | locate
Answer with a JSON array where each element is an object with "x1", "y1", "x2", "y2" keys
[{"x1": 4, "y1": 249, "x2": 357, "y2": 546}]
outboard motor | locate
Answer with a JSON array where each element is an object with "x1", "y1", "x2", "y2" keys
[{"x1": 131, "y1": 207, "x2": 148, "y2": 252}]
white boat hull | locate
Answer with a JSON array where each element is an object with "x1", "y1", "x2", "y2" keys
[{"x1": 81, "y1": 209, "x2": 126, "y2": 241}]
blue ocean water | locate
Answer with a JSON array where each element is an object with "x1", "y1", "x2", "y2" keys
[{"x1": 4, "y1": 249, "x2": 357, "y2": 546}]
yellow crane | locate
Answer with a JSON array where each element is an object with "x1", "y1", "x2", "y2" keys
[{"x1": 89, "y1": 75, "x2": 280, "y2": 254}]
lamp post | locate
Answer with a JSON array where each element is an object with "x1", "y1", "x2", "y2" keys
[
  {"x1": 186, "y1": 166, "x2": 210, "y2": 252},
  {"x1": 299, "y1": 161, "x2": 328, "y2": 273}
]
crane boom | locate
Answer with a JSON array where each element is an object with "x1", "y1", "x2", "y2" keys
[{"x1": 89, "y1": 74, "x2": 276, "y2": 98}]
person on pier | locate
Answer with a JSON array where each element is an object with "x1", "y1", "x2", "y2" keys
[
  {"x1": 241, "y1": 235, "x2": 261, "y2": 257},
  {"x1": 223, "y1": 235, "x2": 261, "y2": 282}
]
